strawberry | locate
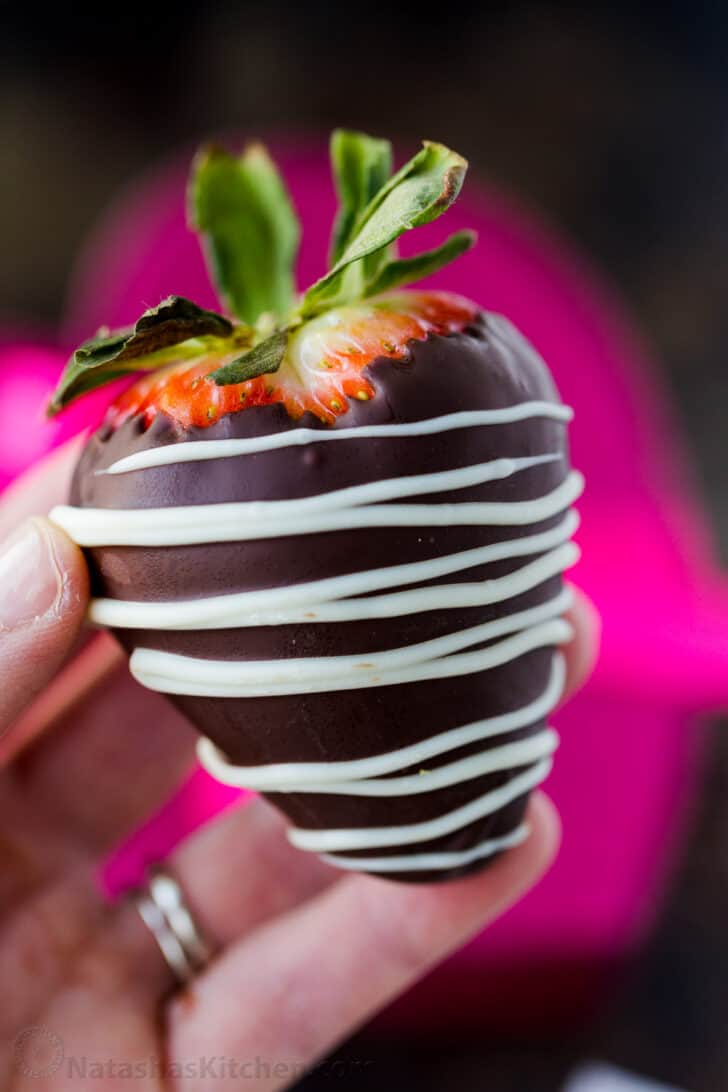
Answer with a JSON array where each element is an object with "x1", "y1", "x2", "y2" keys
[
  {"x1": 106, "y1": 292, "x2": 478, "y2": 431},
  {"x1": 49, "y1": 131, "x2": 581, "y2": 882}
]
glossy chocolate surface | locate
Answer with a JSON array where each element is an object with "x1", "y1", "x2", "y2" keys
[{"x1": 72, "y1": 313, "x2": 571, "y2": 881}]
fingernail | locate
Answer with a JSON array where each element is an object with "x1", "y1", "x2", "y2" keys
[{"x1": 0, "y1": 519, "x2": 71, "y2": 630}]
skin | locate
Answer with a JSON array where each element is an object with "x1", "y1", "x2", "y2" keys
[{"x1": 0, "y1": 439, "x2": 599, "y2": 1091}]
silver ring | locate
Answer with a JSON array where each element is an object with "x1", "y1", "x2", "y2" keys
[{"x1": 133, "y1": 867, "x2": 213, "y2": 984}]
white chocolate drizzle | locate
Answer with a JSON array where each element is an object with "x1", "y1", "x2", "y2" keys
[
  {"x1": 52, "y1": 401, "x2": 581, "y2": 874},
  {"x1": 196, "y1": 653, "x2": 565, "y2": 791},
  {"x1": 129, "y1": 593, "x2": 573, "y2": 697},
  {"x1": 287, "y1": 758, "x2": 553, "y2": 853},
  {"x1": 320, "y1": 824, "x2": 530, "y2": 873},
  {"x1": 51, "y1": 461, "x2": 582, "y2": 547},
  {"x1": 89, "y1": 521, "x2": 579, "y2": 629},
  {"x1": 100, "y1": 403, "x2": 574, "y2": 475},
  {"x1": 201, "y1": 730, "x2": 558, "y2": 797}
]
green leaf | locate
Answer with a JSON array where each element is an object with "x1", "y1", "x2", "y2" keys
[
  {"x1": 301, "y1": 141, "x2": 468, "y2": 318},
  {"x1": 45, "y1": 133, "x2": 477, "y2": 421},
  {"x1": 364, "y1": 230, "x2": 476, "y2": 296},
  {"x1": 329, "y1": 129, "x2": 392, "y2": 265},
  {"x1": 47, "y1": 297, "x2": 234, "y2": 415},
  {"x1": 208, "y1": 328, "x2": 290, "y2": 385},
  {"x1": 189, "y1": 143, "x2": 300, "y2": 326}
]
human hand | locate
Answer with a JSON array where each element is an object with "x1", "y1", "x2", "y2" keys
[{"x1": 0, "y1": 441, "x2": 599, "y2": 1091}]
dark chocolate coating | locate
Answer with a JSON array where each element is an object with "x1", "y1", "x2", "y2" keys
[{"x1": 72, "y1": 312, "x2": 571, "y2": 882}]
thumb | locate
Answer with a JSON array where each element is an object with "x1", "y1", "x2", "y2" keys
[{"x1": 0, "y1": 517, "x2": 88, "y2": 734}]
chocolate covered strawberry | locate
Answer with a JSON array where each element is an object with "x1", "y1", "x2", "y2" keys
[{"x1": 49, "y1": 131, "x2": 582, "y2": 882}]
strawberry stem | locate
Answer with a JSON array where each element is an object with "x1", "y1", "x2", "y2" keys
[{"x1": 48, "y1": 132, "x2": 474, "y2": 413}]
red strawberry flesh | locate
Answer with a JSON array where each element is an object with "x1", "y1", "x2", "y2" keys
[{"x1": 106, "y1": 291, "x2": 478, "y2": 431}]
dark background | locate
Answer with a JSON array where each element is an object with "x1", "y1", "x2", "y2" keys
[{"x1": 2, "y1": 3, "x2": 727, "y2": 1088}]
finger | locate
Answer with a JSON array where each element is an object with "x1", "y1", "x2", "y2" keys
[
  {"x1": 0, "y1": 518, "x2": 91, "y2": 911},
  {"x1": 13, "y1": 664, "x2": 197, "y2": 855},
  {"x1": 172, "y1": 797, "x2": 338, "y2": 945},
  {"x1": 6, "y1": 803, "x2": 339, "y2": 1091},
  {"x1": 164, "y1": 793, "x2": 560, "y2": 1091},
  {"x1": 0, "y1": 518, "x2": 88, "y2": 733},
  {"x1": 0, "y1": 437, "x2": 100, "y2": 762},
  {"x1": 114, "y1": 798, "x2": 339, "y2": 1001},
  {"x1": 0, "y1": 631, "x2": 123, "y2": 766},
  {"x1": 0, "y1": 665, "x2": 196, "y2": 919},
  {"x1": 0, "y1": 534, "x2": 195, "y2": 861},
  {"x1": 0, "y1": 436, "x2": 83, "y2": 539},
  {"x1": 1, "y1": 863, "x2": 163, "y2": 1092},
  {"x1": 0, "y1": 480, "x2": 191, "y2": 857},
  {"x1": 561, "y1": 583, "x2": 600, "y2": 704}
]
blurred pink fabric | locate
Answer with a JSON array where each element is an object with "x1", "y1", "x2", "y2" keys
[{"x1": 3, "y1": 137, "x2": 728, "y2": 1030}]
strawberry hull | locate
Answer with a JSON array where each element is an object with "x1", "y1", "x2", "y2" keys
[{"x1": 69, "y1": 311, "x2": 577, "y2": 882}]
